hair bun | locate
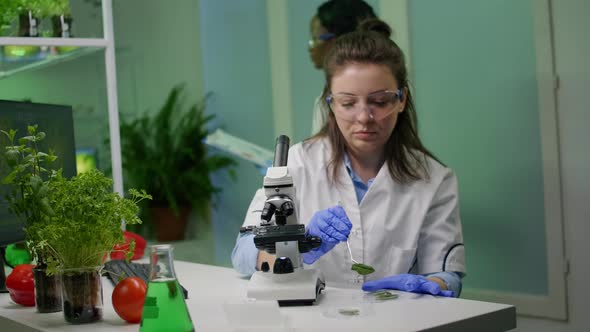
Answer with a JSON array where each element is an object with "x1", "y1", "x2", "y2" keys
[{"x1": 357, "y1": 18, "x2": 392, "y2": 38}]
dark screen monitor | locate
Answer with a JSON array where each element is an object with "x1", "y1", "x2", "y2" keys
[{"x1": 0, "y1": 100, "x2": 77, "y2": 246}]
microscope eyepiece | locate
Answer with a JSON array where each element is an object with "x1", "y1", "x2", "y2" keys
[{"x1": 273, "y1": 135, "x2": 290, "y2": 167}]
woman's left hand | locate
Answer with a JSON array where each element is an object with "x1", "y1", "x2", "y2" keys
[{"x1": 362, "y1": 274, "x2": 454, "y2": 297}]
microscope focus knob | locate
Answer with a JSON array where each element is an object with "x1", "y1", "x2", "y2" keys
[
  {"x1": 273, "y1": 256, "x2": 294, "y2": 274},
  {"x1": 281, "y1": 201, "x2": 294, "y2": 216},
  {"x1": 261, "y1": 262, "x2": 270, "y2": 272}
]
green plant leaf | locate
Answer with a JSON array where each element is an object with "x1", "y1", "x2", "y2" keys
[
  {"x1": 1, "y1": 129, "x2": 17, "y2": 141},
  {"x1": 19, "y1": 136, "x2": 36, "y2": 144},
  {"x1": 5, "y1": 149, "x2": 19, "y2": 164},
  {"x1": 373, "y1": 291, "x2": 398, "y2": 301},
  {"x1": 351, "y1": 263, "x2": 375, "y2": 275},
  {"x1": 2, "y1": 168, "x2": 18, "y2": 184},
  {"x1": 27, "y1": 125, "x2": 37, "y2": 135}
]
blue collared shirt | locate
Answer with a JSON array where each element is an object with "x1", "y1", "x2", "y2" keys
[{"x1": 231, "y1": 156, "x2": 463, "y2": 297}]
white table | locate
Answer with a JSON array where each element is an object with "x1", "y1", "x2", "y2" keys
[{"x1": 0, "y1": 261, "x2": 516, "y2": 331}]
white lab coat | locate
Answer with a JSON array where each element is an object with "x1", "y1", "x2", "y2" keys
[{"x1": 241, "y1": 137, "x2": 466, "y2": 287}]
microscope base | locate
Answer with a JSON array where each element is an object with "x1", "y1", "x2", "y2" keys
[{"x1": 247, "y1": 268, "x2": 325, "y2": 306}]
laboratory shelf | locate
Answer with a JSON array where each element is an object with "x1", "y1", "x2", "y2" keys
[
  {"x1": 0, "y1": 0, "x2": 123, "y2": 196},
  {"x1": 0, "y1": 37, "x2": 107, "y2": 47},
  {"x1": 0, "y1": 46, "x2": 102, "y2": 79}
]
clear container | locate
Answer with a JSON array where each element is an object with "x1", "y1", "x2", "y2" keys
[
  {"x1": 32, "y1": 266, "x2": 62, "y2": 313},
  {"x1": 60, "y1": 266, "x2": 103, "y2": 324},
  {"x1": 140, "y1": 244, "x2": 194, "y2": 332}
]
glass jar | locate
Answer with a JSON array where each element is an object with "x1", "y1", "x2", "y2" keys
[
  {"x1": 60, "y1": 266, "x2": 103, "y2": 324},
  {"x1": 32, "y1": 265, "x2": 62, "y2": 313}
]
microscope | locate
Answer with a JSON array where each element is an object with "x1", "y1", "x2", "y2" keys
[{"x1": 242, "y1": 135, "x2": 325, "y2": 306}]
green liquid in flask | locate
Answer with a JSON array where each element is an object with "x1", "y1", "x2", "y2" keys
[{"x1": 139, "y1": 279, "x2": 194, "y2": 332}]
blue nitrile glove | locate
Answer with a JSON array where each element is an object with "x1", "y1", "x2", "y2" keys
[
  {"x1": 302, "y1": 206, "x2": 352, "y2": 264},
  {"x1": 362, "y1": 274, "x2": 454, "y2": 297}
]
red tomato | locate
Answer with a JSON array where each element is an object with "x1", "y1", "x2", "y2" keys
[
  {"x1": 112, "y1": 277, "x2": 147, "y2": 323},
  {"x1": 5, "y1": 264, "x2": 35, "y2": 306}
]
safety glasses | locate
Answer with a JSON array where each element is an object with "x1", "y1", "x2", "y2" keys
[{"x1": 326, "y1": 89, "x2": 404, "y2": 121}]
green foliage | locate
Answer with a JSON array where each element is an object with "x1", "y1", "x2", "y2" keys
[
  {"x1": 15, "y1": 0, "x2": 42, "y2": 16},
  {"x1": 13, "y1": 0, "x2": 70, "y2": 17},
  {"x1": 1, "y1": 125, "x2": 59, "y2": 262},
  {"x1": 30, "y1": 170, "x2": 151, "y2": 275},
  {"x1": 119, "y1": 85, "x2": 236, "y2": 216},
  {"x1": 0, "y1": 1, "x2": 17, "y2": 31},
  {"x1": 37, "y1": 0, "x2": 71, "y2": 17}
]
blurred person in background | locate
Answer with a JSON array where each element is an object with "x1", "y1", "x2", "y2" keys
[{"x1": 309, "y1": 0, "x2": 377, "y2": 134}]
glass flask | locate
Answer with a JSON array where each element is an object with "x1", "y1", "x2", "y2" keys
[{"x1": 140, "y1": 244, "x2": 194, "y2": 332}]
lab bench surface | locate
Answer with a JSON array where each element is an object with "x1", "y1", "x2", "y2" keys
[{"x1": 0, "y1": 261, "x2": 515, "y2": 331}]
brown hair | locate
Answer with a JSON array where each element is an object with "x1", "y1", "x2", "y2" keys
[{"x1": 311, "y1": 18, "x2": 442, "y2": 184}]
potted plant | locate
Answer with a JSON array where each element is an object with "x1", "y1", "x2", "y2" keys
[
  {"x1": 1, "y1": 125, "x2": 62, "y2": 313},
  {"x1": 31, "y1": 169, "x2": 151, "y2": 324},
  {"x1": 119, "y1": 85, "x2": 236, "y2": 241},
  {"x1": 15, "y1": 0, "x2": 41, "y2": 37},
  {"x1": 1, "y1": 0, "x2": 42, "y2": 60},
  {"x1": 34, "y1": 0, "x2": 73, "y2": 39}
]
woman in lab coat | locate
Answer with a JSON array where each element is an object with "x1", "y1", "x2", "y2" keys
[{"x1": 232, "y1": 18, "x2": 465, "y2": 297}]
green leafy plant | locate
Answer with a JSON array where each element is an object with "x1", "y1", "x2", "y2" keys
[
  {"x1": 37, "y1": 0, "x2": 71, "y2": 17},
  {"x1": 1, "y1": 125, "x2": 59, "y2": 262},
  {"x1": 15, "y1": 0, "x2": 43, "y2": 16},
  {"x1": 31, "y1": 169, "x2": 151, "y2": 275},
  {"x1": 0, "y1": 1, "x2": 17, "y2": 33},
  {"x1": 119, "y1": 85, "x2": 236, "y2": 218}
]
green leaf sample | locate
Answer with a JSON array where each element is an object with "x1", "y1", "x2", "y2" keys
[
  {"x1": 351, "y1": 263, "x2": 375, "y2": 275},
  {"x1": 338, "y1": 308, "x2": 360, "y2": 316},
  {"x1": 373, "y1": 290, "x2": 399, "y2": 301}
]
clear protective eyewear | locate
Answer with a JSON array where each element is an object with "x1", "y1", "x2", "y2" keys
[
  {"x1": 308, "y1": 32, "x2": 336, "y2": 48},
  {"x1": 326, "y1": 89, "x2": 404, "y2": 121}
]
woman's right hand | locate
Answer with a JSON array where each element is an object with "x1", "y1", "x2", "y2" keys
[{"x1": 302, "y1": 206, "x2": 352, "y2": 264}]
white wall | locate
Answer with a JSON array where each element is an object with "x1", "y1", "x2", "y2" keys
[{"x1": 516, "y1": 0, "x2": 590, "y2": 330}]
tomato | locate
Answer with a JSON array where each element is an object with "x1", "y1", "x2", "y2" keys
[
  {"x1": 5, "y1": 264, "x2": 35, "y2": 306},
  {"x1": 112, "y1": 276, "x2": 147, "y2": 323}
]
